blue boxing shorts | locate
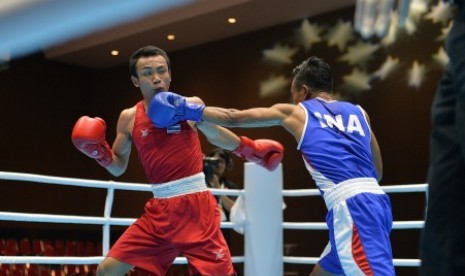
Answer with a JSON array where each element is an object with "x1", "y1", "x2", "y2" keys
[{"x1": 318, "y1": 178, "x2": 395, "y2": 276}]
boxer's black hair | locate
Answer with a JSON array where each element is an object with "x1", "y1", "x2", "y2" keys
[
  {"x1": 292, "y1": 56, "x2": 333, "y2": 98},
  {"x1": 129, "y1": 45, "x2": 171, "y2": 78}
]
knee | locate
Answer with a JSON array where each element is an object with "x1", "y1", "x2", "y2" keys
[
  {"x1": 96, "y1": 258, "x2": 131, "y2": 276},
  {"x1": 96, "y1": 262, "x2": 119, "y2": 276},
  {"x1": 96, "y1": 263, "x2": 109, "y2": 276}
]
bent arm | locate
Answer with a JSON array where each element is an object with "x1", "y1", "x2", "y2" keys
[
  {"x1": 196, "y1": 121, "x2": 241, "y2": 151},
  {"x1": 105, "y1": 109, "x2": 133, "y2": 177},
  {"x1": 187, "y1": 96, "x2": 241, "y2": 150},
  {"x1": 371, "y1": 131, "x2": 383, "y2": 181}
]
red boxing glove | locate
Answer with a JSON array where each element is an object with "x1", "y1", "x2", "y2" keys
[
  {"x1": 71, "y1": 116, "x2": 113, "y2": 167},
  {"x1": 232, "y1": 136, "x2": 284, "y2": 171}
]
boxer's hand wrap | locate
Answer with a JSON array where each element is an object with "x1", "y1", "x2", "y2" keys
[
  {"x1": 148, "y1": 92, "x2": 205, "y2": 128},
  {"x1": 71, "y1": 116, "x2": 113, "y2": 167},
  {"x1": 232, "y1": 136, "x2": 284, "y2": 171}
]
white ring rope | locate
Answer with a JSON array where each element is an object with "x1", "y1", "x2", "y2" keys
[
  {"x1": 0, "y1": 171, "x2": 426, "y2": 268},
  {"x1": 282, "y1": 257, "x2": 421, "y2": 267},
  {"x1": 0, "y1": 171, "x2": 244, "y2": 265},
  {"x1": 0, "y1": 256, "x2": 246, "y2": 265},
  {"x1": 282, "y1": 221, "x2": 425, "y2": 230}
]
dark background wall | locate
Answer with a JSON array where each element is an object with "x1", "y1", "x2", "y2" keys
[{"x1": 0, "y1": 5, "x2": 444, "y2": 275}]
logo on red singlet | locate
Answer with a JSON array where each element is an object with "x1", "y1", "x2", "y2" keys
[
  {"x1": 212, "y1": 248, "x2": 225, "y2": 260},
  {"x1": 140, "y1": 128, "x2": 149, "y2": 137}
]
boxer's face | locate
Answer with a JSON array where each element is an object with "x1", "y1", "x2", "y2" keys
[{"x1": 131, "y1": 55, "x2": 171, "y2": 99}]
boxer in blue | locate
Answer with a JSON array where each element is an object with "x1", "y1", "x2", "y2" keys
[{"x1": 149, "y1": 56, "x2": 394, "y2": 275}]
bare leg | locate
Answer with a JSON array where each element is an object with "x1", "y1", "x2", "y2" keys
[
  {"x1": 96, "y1": 257, "x2": 134, "y2": 276},
  {"x1": 310, "y1": 264, "x2": 341, "y2": 276}
]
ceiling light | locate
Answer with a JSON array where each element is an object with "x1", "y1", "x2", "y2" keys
[
  {"x1": 167, "y1": 34, "x2": 175, "y2": 41},
  {"x1": 110, "y1": 50, "x2": 119, "y2": 56},
  {"x1": 228, "y1": 17, "x2": 237, "y2": 24}
]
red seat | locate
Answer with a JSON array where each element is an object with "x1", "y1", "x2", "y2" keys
[
  {"x1": 85, "y1": 241, "x2": 97, "y2": 256},
  {"x1": 75, "y1": 241, "x2": 86, "y2": 256},
  {"x1": 0, "y1": 239, "x2": 6, "y2": 255},
  {"x1": 19, "y1": 238, "x2": 33, "y2": 255},
  {"x1": 0, "y1": 264, "x2": 8, "y2": 276},
  {"x1": 65, "y1": 241, "x2": 77, "y2": 256},
  {"x1": 54, "y1": 240, "x2": 65, "y2": 256},
  {"x1": 25, "y1": 263, "x2": 39, "y2": 275},
  {"x1": 4, "y1": 238, "x2": 19, "y2": 256},
  {"x1": 41, "y1": 240, "x2": 54, "y2": 256},
  {"x1": 96, "y1": 241, "x2": 103, "y2": 256},
  {"x1": 8, "y1": 264, "x2": 24, "y2": 276},
  {"x1": 63, "y1": 264, "x2": 77, "y2": 275}
]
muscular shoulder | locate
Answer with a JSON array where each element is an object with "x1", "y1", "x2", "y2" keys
[
  {"x1": 117, "y1": 106, "x2": 137, "y2": 133},
  {"x1": 271, "y1": 103, "x2": 299, "y2": 115}
]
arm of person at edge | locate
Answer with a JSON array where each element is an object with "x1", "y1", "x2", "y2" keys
[
  {"x1": 102, "y1": 108, "x2": 135, "y2": 177},
  {"x1": 201, "y1": 102, "x2": 384, "y2": 182}
]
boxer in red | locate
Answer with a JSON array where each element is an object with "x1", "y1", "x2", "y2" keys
[{"x1": 71, "y1": 45, "x2": 283, "y2": 276}]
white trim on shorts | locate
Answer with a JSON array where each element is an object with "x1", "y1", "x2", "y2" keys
[
  {"x1": 323, "y1": 177, "x2": 385, "y2": 210},
  {"x1": 151, "y1": 172, "x2": 208, "y2": 198}
]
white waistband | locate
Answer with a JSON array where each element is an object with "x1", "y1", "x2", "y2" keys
[
  {"x1": 323, "y1": 178, "x2": 385, "y2": 210},
  {"x1": 152, "y1": 172, "x2": 208, "y2": 198}
]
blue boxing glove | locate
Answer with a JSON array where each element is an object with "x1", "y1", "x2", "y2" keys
[{"x1": 147, "y1": 92, "x2": 205, "y2": 128}]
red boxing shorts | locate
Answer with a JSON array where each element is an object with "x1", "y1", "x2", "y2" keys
[{"x1": 107, "y1": 172, "x2": 235, "y2": 275}]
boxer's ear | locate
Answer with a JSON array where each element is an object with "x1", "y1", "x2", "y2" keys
[
  {"x1": 301, "y1": 85, "x2": 309, "y2": 99},
  {"x1": 131, "y1": 76, "x2": 140, "y2": 88}
]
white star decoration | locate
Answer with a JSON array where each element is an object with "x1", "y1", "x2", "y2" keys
[
  {"x1": 432, "y1": 46, "x2": 449, "y2": 68},
  {"x1": 436, "y1": 21, "x2": 453, "y2": 41},
  {"x1": 372, "y1": 56, "x2": 401, "y2": 81},
  {"x1": 409, "y1": 0, "x2": 429, "y2": 20},
  {"x1": 408, "y1": 61, "x2": 426, "y2": 89},
  {"x1": 326, "y1": 20, "x2": 354, "y2": 52},
  {"x1": 295, "y1": 19, "x2": 324, "y2": 51},
  {"x1": 424, "y1": 1, "x2": 455, "y2": 25},
  {"x1": 338, "y1": 40, "x2": 380, "y2": 67},
  {"x1": 259, "y1": 74, "x2": 291, "y2": 98},
  {"x1": 404, "y1": 15, "x2": 422, "y2": 35},
  {"x1": 262, "y1": 44, "x2": 299, "y2": 65},
  {"x1": 257, "y1": 0, "x2": 451, "y2": 99},
  {"x1": 342, "y1": 68, "x2": 372, "y2": 93}
]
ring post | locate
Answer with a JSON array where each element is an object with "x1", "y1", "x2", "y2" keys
[
  {"x1": 244, "y1": 163, "x2": 283, "y2": 276},
  {"x1": 103, "y1": 187, "x2": 115, "y2": 256}
]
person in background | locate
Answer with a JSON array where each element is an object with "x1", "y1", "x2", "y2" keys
[{"x1": 205, "y1": 148, "x2": 239, "y2": 247}]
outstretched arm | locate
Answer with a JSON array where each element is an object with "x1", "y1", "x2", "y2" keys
[
  {"x1": 192, "y1": 99, "x2": 284, "y2": 172},
  {"x1": 148, "y1": 91, "x2": 294, "y2": 128}
]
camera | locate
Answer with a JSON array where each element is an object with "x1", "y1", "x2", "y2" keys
[{"x1": 203, "y1": 156, "x2": 220, "y2": 184}]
